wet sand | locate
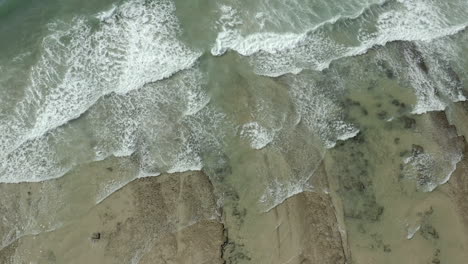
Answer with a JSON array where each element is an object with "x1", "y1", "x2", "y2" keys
[{"x1": 0, "y1": 169, "x2": 224, "y2": 264}]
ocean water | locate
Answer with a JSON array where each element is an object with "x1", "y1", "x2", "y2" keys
[{"x1": 1, "y1": 0, "x2": 468, "y2": 261}]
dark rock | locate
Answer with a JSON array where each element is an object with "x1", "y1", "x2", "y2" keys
[
  {"x1": 417, "y1": 59, "x2": 429, "y2": 74},
  {"x1": 383, "y1": 245, "x2": 392, "y2": 253},
  {"x1": 386, "y1": 69, "x2": 394, "y2": 79},
  {"x1": 427, "y1": 226, "x2": 439, "y2": 239},
  {"x1": 425, "y1": 206, "x2": 434, "y2": 216},
  {"x1": 91, "y1": 232, "x2": 101, "y2": 240},
  {"x1": 404, "y1": 43, "x2": 429, "y2": 74},
  {"x1": 411, "y1": 144, "x2": 424, "y2": 156},
  {"x1": 418, "y1": 174, "x2": 432, "y2": 188},
  {"x1": 361, "y1": 108, "x2": 369, "y2": 116},
  {"x1": 421, "y1": 225, "x2": 439, "y2": 240},
  {"x1": 447, "y1": 67, "x2": 462, "y2": 85},
  {"x1": 345, "y1": 98, "x2": 361, "y2": 107},
  {"x1": 377, "y1": 111, "x2": 388, "y2": 120},
  {"x1": 106, "y1": 167, "x2": 113, "y2": 172},
  {"x1": 400, "y1": 116, "x2": 416, "y2": 129},
  {"x1": 351, "y1": 132, "x2": 365, "y2": 144},
  {"x1": 394, "y1": 138, "x2": 400, "y2": 144},
  {"x1": 391, "y1": 99, "x2": 400, "y2": 106},
  {"x1": 357, "y1": 182, "x2": 366, "y2": 193},
  {"x1": 214, "y1": 165, "x2": 232, "y2": 177},
  {"x1": 376, "y1": 206, "x2": 384, "y2": 220}
]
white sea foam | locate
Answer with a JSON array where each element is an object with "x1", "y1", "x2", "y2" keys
[
  {"x1": 286, "y1": 74, "x2": 359, "y2": 149},
  {"x1": 0, "y1": 132, "x2": 71, "y2": 182},
  {"x1": 0, "y1": 0, "x2": 209, "y2": 182},
  {"x1": 403, "y1": 151, "x2": 462, "y2": 192},
  {"x1": 88, "y1": 67, "x2": 216, "y2": 175},
  {"x1": 0, "y1": 0, "x2": 204, "y2": 183},
  {"x1": 166, "y1": 145, "x2": 203, "y2": 174},
  {"x1": 240, "y1": 122, "x2": 274, "y2": 150},
  {"x1": 373, "y1": 31, "x2": 467, "y2": 115},
  {"x1": 408, "y1": 42, "x2": 466, "y2": 115},
  {"x1": 96, "y1": 4, "x2": 117, "y2": 21},
  {"x1": 184, "y1": 89, "x2": 211, "y2": 116},
  {"x1": 259, "y1": 151, "x2": 325, "y2": 212},
  {"x1": 259, "y1": 178, "x2": 314, "y2": 213},
  {"x1": 406, "y1": 224, "x2": 421, "y2": 239},
  {"x1": 0, "y1": 66, "x2": 219, "y2": 184},
  {"x1": 403, "y1": 48, "x2": 447, "y2": 115},
  {"x1": 96, "y1": 177, "x2": 137, "y2": 205},
  {"x1": 212, "y1": 0, "x2": 468, "y2": 77},
  {"x1": 0, "y1": 0, "x2": 201, "y2": 173}
]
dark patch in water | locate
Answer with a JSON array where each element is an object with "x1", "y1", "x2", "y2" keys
[
  {"x1": 330, "y1": 132, "x2": 383, "y2": 222},
  {"x1": 351, "y1": 132, "x2": 366, "y2": 144},
  {"x1": 411, "y1": 144, "x2": 424, "y2": 156},
  {"x1": 345, "y1": 98, "x2": 361, "y2": 107},
  {"x1": 425, "y1": 206, "x2": 434, "y2": 216},
  {"x1": 370, "y1": 233, "x2": 390, "y2": 251},
  {"x1": 404, "y1": 43, "x2": 429, "y2": 74},
  {"x1": 432, "y1": 249, "x2": 441, "y2": 264},
  {"x1": 377, "y1": 111, "x2": 388, "y2": 120},
  {"x1": 383, "y1": 244, "x2": 392, "y2": 253},
  {"x1": 391, "y1": 99, "x2": 401, "y2": 106},
  {"x1": 203, "y1": 152, "x2": 232, "y2": 182},
  {"x1": 417, "y1": 58, "x2": 429, "y2": 74},
  {"x1": 222, "y1": 237, "x2": 252, "y2": 264},
  {"x1": 400, "y1": 116, "x2": 416, "y2": 129},
  {"x1": 361, "y1": 108, "x2": 369, "y2": 116},
  {"x1": 91, "y1": 232, "x2": 101, "y2": 240},
  {"x1": 368, "y1": 80, "x2": 378, "y2": 90},
  {"x1": 385, "y1": 69, "x2": 395, "y2": 79},
  {"x1": 421, "y1": 224, "x2": 439, "y2": 240},
  {"x1": 447, "y1": 67, "x2": 462, "y2": 84},
  {"x1": 376, "y1": 59, "x2": 395, "y2": 79}
]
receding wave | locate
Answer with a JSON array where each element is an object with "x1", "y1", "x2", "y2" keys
[
  {"x1": 0, "y1": 64, "x2": 225, "y2": 183},
  {"x1": 0, "y1": 0, "x2": 211, "y2": 183},
  {"x1": 212, "y1": 0, "x2": 468, "y2": 77},
  {"x1": 0, "y1": 0, "x2": 201, "y2": 164}
]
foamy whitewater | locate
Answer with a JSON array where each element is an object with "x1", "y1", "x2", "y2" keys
[
  {"x1": 0, "y1": 0, "x2": 468, "y2": 214},
  {"x1": 0, "y1": 0, "x2": 204, "y2": 182},
  {"x1": 212, "y1": 0, "x2": 468, "y2": 77}
]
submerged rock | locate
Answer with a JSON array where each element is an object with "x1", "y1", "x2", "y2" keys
[{"x1": 91, "y1": 232, "x2": 101, "y2": 240}]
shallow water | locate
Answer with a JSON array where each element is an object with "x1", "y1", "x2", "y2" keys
[{"x1": 1, "y1": 0, "x2": 468, "y2": 263}]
